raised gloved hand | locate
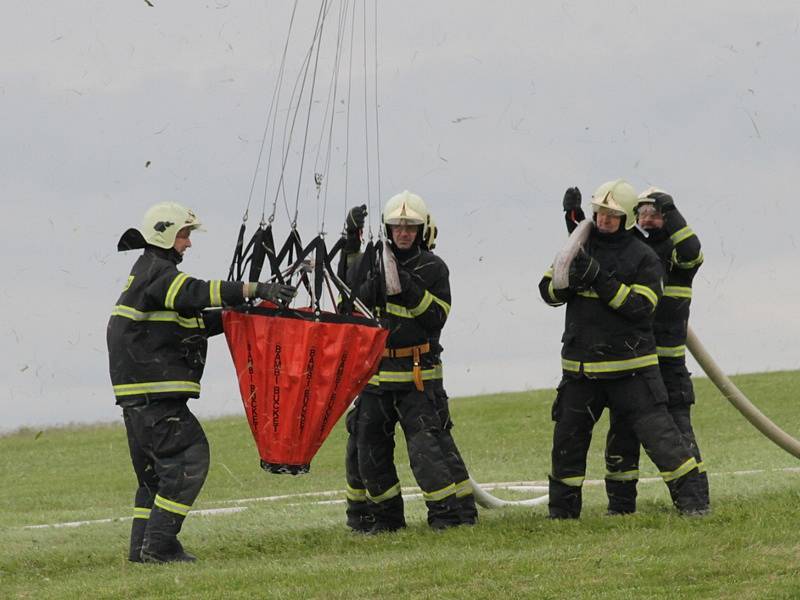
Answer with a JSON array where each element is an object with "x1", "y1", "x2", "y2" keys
[
  {"x1": 345, "y1": 204, "x2": 368, "y2": 234},
  {"x1": 563, "y1": 187, "x2": 582, "y2": 212},
  {"x1": 568, "y1": 248, "x2": 600, "y2": 291},
  {"x1": 255, "y1": 282, "x2": 297, "y2": 306},
  {"x1": 647, "y1": 192, "x2": 675, "y2": 214}
]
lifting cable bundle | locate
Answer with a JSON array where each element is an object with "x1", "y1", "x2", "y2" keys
[{"x1": 222, "y1": 0, "x2": 389, "y2": 474}]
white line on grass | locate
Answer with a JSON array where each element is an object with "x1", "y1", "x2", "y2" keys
[{"x1": 22, "y1": 466, "x2": 800, "y2": 530}]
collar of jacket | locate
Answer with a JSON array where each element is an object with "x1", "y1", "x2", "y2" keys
[
  {"x1": 591, "y1": 226, "x2": 630, "y2": 248},
  {"x1": 145, "y1": 245, "x2": 183, "y2": 265},
  {"x1": 636, "y1": 226, "x2": 669, "y2": 244},
  {"x1": 394, "y1": 244, "x2": 421, "y2": 265}
]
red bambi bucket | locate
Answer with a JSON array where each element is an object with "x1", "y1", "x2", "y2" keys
[{"x1": 223, "y1": 305, "x2": 387, "y2": 474}]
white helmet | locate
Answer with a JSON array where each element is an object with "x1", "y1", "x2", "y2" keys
[
  {"x1": 382, "y1": 190, "x2": 431, "y2": 242},
  {"x1": 590, "y1": 179, "x2": 638, "y2": 230},
  {"x1": 636, "y1": 186, "x2": 668, "y2": 210},
  {"x1": 117, "y1": 202, "x2": 204, "y2": 251}
]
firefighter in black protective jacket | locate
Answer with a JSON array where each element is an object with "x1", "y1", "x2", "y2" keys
[
  {"x1": 107, "y1": 202, "x2": 295, "y2": 563},
  {"x1": 540, "y1": 179, "x2": 707, "y2": 518},
  {"x1": 563, "y1": 185, "x2": 710, "y2": 514},
  {"x1": 339, "y1": 191, "x2": 467, "y2": 532}
]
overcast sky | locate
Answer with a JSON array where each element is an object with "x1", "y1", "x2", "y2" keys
[{"x1": 1, "y1": 1, "x2": 798, "y2": 432}]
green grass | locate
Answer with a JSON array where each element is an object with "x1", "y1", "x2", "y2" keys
[{"x1": 2, "y1": 371, "x2": 800, "y2": 599}]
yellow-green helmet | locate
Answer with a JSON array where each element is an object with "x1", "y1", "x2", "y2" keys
[
  {"x1": 382, "y1": 190, "x2": 431, "y2": 242},
  {"x1": 590, "y1": 179, "x2": 638, "y2": 230},
  {"x1": 117, "y1": 202, "x2": 204, "y2": 251}
]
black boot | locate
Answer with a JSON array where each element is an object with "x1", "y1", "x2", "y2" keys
[
  {"x1": 666, "y1": 470, "x2": 708, "y2": 516},
  {"x1": 605, "y1": 479, "x2": 637, "y2": 515},
  {"x1": 426, "y1": 494, "x2": 461, "y2": 530},
  {"x1": 367, "y1": 495, "x2": 406, "y2": 534},
  {"x1": 128, "y1": 517, "x2": 148, "y2": 562},
  {"x1": 548, "y1": 475, "x2": 582, "y2": 519},
  {"x1": 456, "y1": 494, "x2": 478, "y2": 525},
  {"x1": 141, "y1": 507, "x2": 197, "y2": 564},
  {"x1": 346, "y1": 499, "x2": 375, "y2": 533}
]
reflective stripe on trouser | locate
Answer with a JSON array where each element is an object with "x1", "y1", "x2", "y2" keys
[
  {"x1": 430, "y1": 386, "x2": 477, "y2": 523},
  {"x1": 355, "y1": 387, "x2": 460, "y2": 528},
  {"x1": 605, "y1": 409, "x2": 643, "y2": 514},
  {"x1": 343, "y1": 400, "x2": 375, "y2": 531},
  {"x1": 549, "y1": 375, "x2": 706, "y2": 517}
]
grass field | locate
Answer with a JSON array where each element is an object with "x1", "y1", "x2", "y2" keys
[{"x1": 2, "y1": 371, "x2": 800, "y2": 599}]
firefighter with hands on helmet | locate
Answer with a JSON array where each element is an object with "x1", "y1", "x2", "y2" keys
[
  {"x1": 107, "y1": 202, "x2": 295, "y2": 563},
  {"x1": 339, "y1": 191, "x2": 473, "y2": 532},
  {"x1": 540, "y1": 180, "x2": 708, "y2": 518}
]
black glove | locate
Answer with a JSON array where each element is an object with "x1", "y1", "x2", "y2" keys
[
  {"x1": 255, "y1": 282, "x2": 297, "y2": 306},
  {"x1": 345, "y1": 205, "x2": 367, "y2": 234},
  {"x1": 568, "y1": 248, "x2": 600, "y2": 291},
  {"x1": 563, "y1": 187, "x2": 582, "y2": 212},
  {"x1": 648, "y1": 192, "x2": 675, "y2": 214}
]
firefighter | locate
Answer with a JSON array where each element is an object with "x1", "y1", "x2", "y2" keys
[
  {"x1": 602, "y1": 188, "x2": 709, "y2": 514},
  {"x1": 540, "y1": 180, "x2": 708, "y2": 518},
  {"x1": 108, "y1": 202, "x2": 295, "y2": 563},
  {"x1": 341, "y1": 191, "x2": 463, "y2": 532},
  {"x1": 340, "y1": 205, "x2": 477, "y2": 532}
]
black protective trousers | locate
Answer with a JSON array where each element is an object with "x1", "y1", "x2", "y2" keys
[
  {"x1": 549, "y1": 371, "x2": 707, "y2": 518},
  {"x1": 122, "y1": 398, "x2": 210, "y2": 560},
  {"x1": 344, "y1": 387, "x2": 477, "y2": 529},
  {"x1": 604, "y1": 362, "x2": 709, "y2": 513},
  {"x1": 350, "y1": 386, "x2": 461, "y2": 529}
]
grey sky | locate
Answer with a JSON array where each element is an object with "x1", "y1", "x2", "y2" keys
[{"x1": 2, "y1": 1, "x2": 798, "y2": 432}]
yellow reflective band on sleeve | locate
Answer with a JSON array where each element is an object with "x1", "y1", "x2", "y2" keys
[
  {"x1": 124, "y1": 276, "x2": 134, "y2": 292},
  {"x1": 422, "y1": 483, "x2": 456, "y2": 502},
  {"x1": 133, "y1": 507, "x2": 151, "y2": 520},
  {"x1": 697, "y1": 460, "x2": 706, "y2": 474},
  {"x1": 367, "y1": 482, "x2": 401, "y2": 504},
  {"x1": 113, "y1": 381, "x2": 202, "y2": 397},
  {"x1": 409, "y1": 290, "x2": 434, "y2": 317},
  {"x1": 165, "y1": 273, "x2": 189, "y2": 310},
  {"x1": 369, "y1": 365, "x2": 444, "y2": 385},
  {"x1": 555, "y1": 475, "x2": 585, "y2": 487},
  {"x1": 657, "y1": 345, "x2": 686, "y2": 358},
  {"x1": 605, "y1": 470, "x2": 639, "y2": 482},
  {"x1": 670, "y1": 226, "x2": 696, "y2": 245},
  {"x1": 430, "y1": 294, "x2": 451, "y2": 316},
  {"x1": 111, "y1": 305, "x2": 205, "y2": 329},
  {"x1": 346, "y1": 484, "x2": 367, "y2": 502},
  {"x1": 209, "y1": 280, "x2": 222, "y2": 307},
  {"x1": 544, "y1": 267, "x2": 554, "y2": 278},
  {"x1": 385, "y1": 302, "x2": 413, "y2": 318},
  {"x1": 673, "y1": 250, "x2": 704, "y2": 269},
  {"x1": 154, "y1": 494, "x2": 192, "y2": 517},
  {"x1": 660, "y1": 457, "x2": 698, "y2": 482},
  {"x1": 577, "y1": 290, "x2": 599, "y2": 298},
  {"x1": 561, "y1": 358, "x2": 581, "y2": 372},
  {"x1": 582, "y1": 354, "x2": 659, "y2": 374},
  {"x1": 386, "y1": 292, "x2": 450, "y2": 319},
  {"x1": 663, "y1": 286, "x2": 692, "y2": 299},
  {"x1": 455, "y1": 479, "x2": 474, "y2": 498},
  {"x1": 631, "y1": 284, "x2": 658, "y2": 308},
  {"x1": 608, "y1": 284, "x2": 631, "y2": 309}
]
